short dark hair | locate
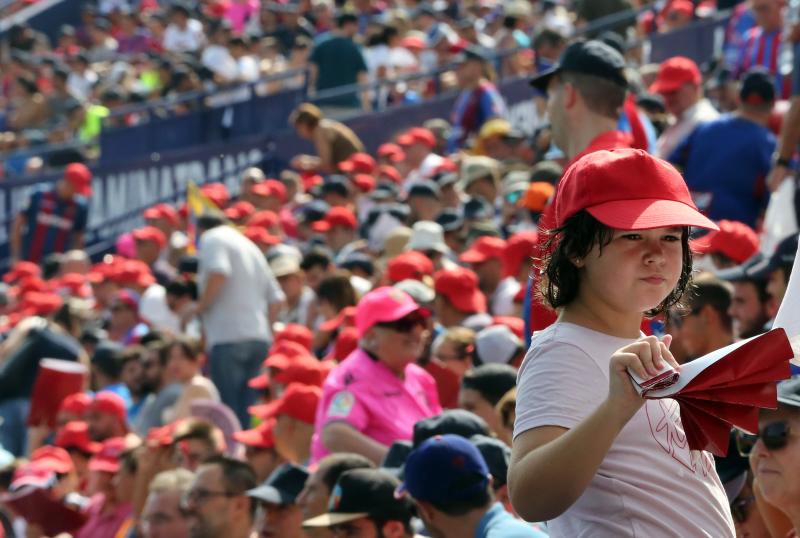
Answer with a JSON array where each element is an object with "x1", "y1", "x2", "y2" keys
[
  {"x1": 289, "y1": 103, "x2": 323, "y2": 128},
  {"x1": 541, "y1": 211, "x2": 692, "y2": 316},
  {"x1": 202, "y1": 455, "x2": 258, "y2": 517},
  {"x1": 461, "y1": 364, "x2": 517, "y2": 407},
  {"x1": 561, "y1": 72, "x2": 627, "y2": 119},
  {"x1": 197, "y1": 213, "x2": 226, "y2": 232},
  {"x1": 301, "y1": 248, "x2": 332, "y2": 271},
  {"x1": 316, "y1": 272, "x2": 357, "y2": 311},
  {"x1": 688, "y1": 277, "x2": 733, "y2": 330},
  {"x1": 533, "y1": 28, "x2": 566, "y2": 52},
  {"x1": 317, "y1": 453, "x2": 374, "y2": 492}
]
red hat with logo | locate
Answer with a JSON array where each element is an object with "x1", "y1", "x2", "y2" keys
[
  {"x1": 319, "y1": 306, "x2": 357, "y2": 332},
  {"x1": 326, "y1": 326, "x2": 359, "y2": 361},
  {"x1": 434, "y1": 267, "x2": 487, "y2": 314},
  {"x1": 386, "y1": 251, "x2": 434, "y2": 283},
  {"x1": 649, "y1": 56, "x2": 702, "y2": 94},
  {"x1": 244, "y1": 226, "x2": 281, "y2": 247},
  {"x1": 59, "y1": 392, "x2": 93, "y2": 417},
  {"x1": 55, "y1": 421, "x2": 102, "y2": 454},
  {"x1": 272, "y1": 357, "x2": 326, "y2": 387},
  {"x1": 64, "y1": 163, "x2": 93, "y2": 197},
  {"x1": 355, "y1": 286, "x2": 427, "y2": 337},
  {"x1": 691, "y1": 220, "x2": 759, "y2": 264},
  {"x1": 554, "y1": 148, "x2": 718, "y2": 231},
  {"x1": 4, "y1": 261, "x2": 41, "y2": 283},
  {"x1": 377, "y1": 143, "x2": 406, "y2": 163},
  {"x1": 339, "y1": 153, "x2": 377, "y2": 174},
  {"x1": 88, "y1": 437, "x2": 127, "y2": 473},
  {"x1": 275, "y1": 324, "x2": 314, "y2": 351},
  {"x1": 224, "y1": 201, "x2": 256, "y2": 221},
  {"x1": 459, "y1": 237, "x2": 507, "y2": 265},
  {"x1": 144, "y1": 203, "x2": 180, "y2": 227},
  {"x1": 132, "y1": 226, "x2": 167, "y2": 249},
  {"x1": 30, "y1": 446, "x2": 75, "y2": 474},
  {"x1": 397, "y1": 127, "x2": 436, "y2": 149},
  {"x1": 89, "y1": 392, "x2": 128, "y2": 428},
  {"x1": 248, "y1": 210, "x2": 280, "y2": 229},
  {"x1": 312, "y1": 207, "x2": 358, "y2": 232},
  {"x1": 378, "y1": 165, "x2": 403, "y2": 184},
  {"x1": 249, "y1": 383, "x2": 322, "y2": 424},
  {"x1": 503, "y1": 231, "x2": 539, "y2": 278},
  {"x1": 233, "y1": 419, "x2": 276, "y2": 449},
  {"x1": 200, "y1": 183, "x2": 230, "y2": 208}
]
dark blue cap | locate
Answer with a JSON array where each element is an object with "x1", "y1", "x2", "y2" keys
[
  {"x1": 530, "y1": 39, "x2": 627, "y2": 92},
  {"x1": 396, "y1": 434, "x2": 489, "y2": 504},
  {"x1": 247, "y1": 463, "x2": 309, "y2": 505},
  {"x1": 746, "y1": 233, "x2": 797, "y2": 280}
]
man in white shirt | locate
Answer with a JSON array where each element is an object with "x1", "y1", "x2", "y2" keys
[
  {"x1": 651, "y1": 56, "x2": 719, "y2": 159},
  {"x1": 163, "y1": 5, "x2": 206, "y2": 53},
  {"x1": 193, "y1": 213, "x2": 285, "y2": 426},
  {"x1": 229, "y1": 36, "x2": 260, "y2": 83},
  {"x1": 201, "y1": 21, "x2": 238, "y2": 84}
]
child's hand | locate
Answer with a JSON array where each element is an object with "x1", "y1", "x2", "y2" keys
[{"x1": 607, "y1": 335, "x2": 679, "y2": 421}]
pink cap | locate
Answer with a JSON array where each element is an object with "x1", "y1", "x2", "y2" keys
[{"x1": 355, "y1": 287, "x2": 425, "y2": 337}]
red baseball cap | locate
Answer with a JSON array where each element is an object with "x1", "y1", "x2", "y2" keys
[
  {"x1": 397, "y1": 127, "x2": 436, "y2": 149},
  {"x1": 9, "y1": 276, "x2": 50, "y2": 297},
  {"x1": 89, "y1": 392, "x2": 128, "y2": 427},
  {"x1": 503, "y1": 231, "x2": 539, "y2": 278},
  {"x1": 143, "y1": 203, "x2": 180, "y2": 227},
  {"x1": 325, "y1": 326, "x2": 359, "y2": 361},
  {"x1": 248, "y1": 383, "x2": 321, "y2": 424},
  {"x1": 248, "y1": 371, "x2": 271, "y2": 390},
  {"x1": 554, "y1": 148, "x2": 718, "y2": 231},
  {"x1": 355, "y1": 286, "x2": 427, "y2": 337},
  {"x1": 319, "y1": 306, "x2": 357, "y2": 332},
  {"x1": 312, "y1": 207, "x2": 358, "y2": 232},
  {"x1": 200, "y1": 183, "x2": 230, "y2": 208},
  {"x1": 248, "y1": 210, "x2": 280, "y2": 229},
  {"x1": 255, "y1": 180, "x2": 288, "y2": 203},
  {"x1": 401, "y1": 35, "x2": 425, "y2": 50},
  {"x1": 492, "y1": 316, "x2": 525, "y2": 340},
  {"x1": 113, "y1": 260, "x2": 156, "y2": 288},
  {"x1": 272, "y1": 357, "x2": 325, "y2": 387},
  {"x1": 55, "y1": 421, "x2": 102, "y2": 454},
  {"x1": 18, "y1": 292, "x2": 63, "y2": 317},
  {"x1": 3, "y1": 261, "x2": 41, "y2": 283},
  {"x1": 55, "y1": 272, "x2": 92, "y2": 298},
  {"x1": 386, "y1": 251, "x2": 434, "y2": 283},
  {"x1": 300, "y1": 171, "x2": 324, "y2": 192},
  {"x1": 378, "y1": 165, "x2": 403, "y2": 184},
  {"x1": 377, "y1": 143, "x2": 406, "y2": 162},
  {"x1": 267, "y1": 339, "x2": 311, "y2": 360},
  {"x1": 233, "y1": 419, "x2": 276, "y2": 449},
  {"x1": 275, "y1": 324, "x2": 314, "y2": 351},
  {"x1": 649, "y1": 56, "x2": 702, "y2": 94},
  {"x1": 339, "y1": 153, "x2": 376, "y2": 174},
  {"x1": 691, "y1": 220, "x2": 759, "y2": 264},
  {"x1": 146, "y1": 422, "x2": 179, "y2": 448},
  {"x1": 64, "y1": 163, "x2": 92, "y2": 197},
  {"x1": 264, "y1": 352, "x2": 297, "y2": 370},
  {"x1": 59, "y1": 392, "x2": 93, "y2": 417},
  {"x1": 132, "y1": 226, "x2": 167, "y2": 249},
  {"x1": 434, "y1": 267, "x2": 487, "y2": 314},
  {"x1": 88, "y1": 437, "x2": 127, "y2": 473},
  {"x1": 668, "y1": 0, "x2": 694, "y2": 16},
  {"x1": 459, "y1": 237, "x2": 507, "y2": 265},
  {"x1": 224, "y1": 201, "x2": 256, "y2": 221},
  {"x1": 352, "y1": 174, "x2": 376, "y2": 193},
  {"x1": 11, "y1": 463, "x2": 56, "y2": 490},
  {"x1": 244, "y1": 226, "x2": 281, "y2": 247},
  {"x1": 30, "y1": 446, "x2": 74, "y2": 474}
]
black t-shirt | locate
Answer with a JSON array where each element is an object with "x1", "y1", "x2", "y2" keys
[
  {"x1": 0, "y1": 326, "x2": 82, "y2": 400},
  {"x1": 309, "y1": 36, "x2": 368, "y2": 107}
]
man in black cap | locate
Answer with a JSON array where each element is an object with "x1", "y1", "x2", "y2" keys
[
  {"x1": 716, "y1": 255, "x2": 772, "y2": 340},
  {"x1": 412, "y1": 409, "x2": 490, "y2": 447},
  {"x1": 407, "y1": 181, "x2": 443, "y2": 223},
  {"x1": 747, "y1": 233, "x2": 798, "y2": 313},
  {"x1": 302, "y1": 468, "x2": 416, "y2": 537},
  {"x1": 247, "y1": 463, "x2": 309, "y2": 538},
  {"x1": 448, "y1": 46, "x2": 508, "y2": 152},
  {"x1": 667, "y1": 68, "x2": 777, "y2": 228}
]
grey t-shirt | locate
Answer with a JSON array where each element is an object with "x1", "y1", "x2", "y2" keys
[
  {"x1": 133, "y1": 383, "x2": 183, "y2": 435},
  {"x1": 197, "y1": 225, "x2": 285, "y2": 347}
]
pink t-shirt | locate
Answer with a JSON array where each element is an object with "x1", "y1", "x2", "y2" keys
[
  {"x1": 514, "y1": 322, "x2": 735, "y2": 538},
  {"x1": 224, "y1": 0, "x2": 259, "y2": 34},
  {"x1": 311, "y1": 348, "x2": 442, "y2": 463}
]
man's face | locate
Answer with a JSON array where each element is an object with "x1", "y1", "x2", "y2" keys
[
  {"x1": 752, "y1": 0, "x2": 783, "y2": 30},
  {"x1": 330, "y1": 517, "x2": 382, "y2": 538},
  {"x1": 257, "y1": 501, "x2": 305, "y2": 538},
  {"x1": 660, "y1": 83, "x2": 698, "y2": 118},
  {"x1": 455, "y1": 59, "x2": 482, "y2": 88},
  {"x1": 729, "y1": 281, "x2": 769, "y2": 339},
  {"x1": 545, "y1": 76, "x2": 568, "y2": 152},
  {"x1": 143, "y1": 490, "x2": 191, "y2": 538},
  {"x1": 297, "y1": 470, "x2": 329, "y2": 520},
  {"x1": 278, "y1": 273, "x2": 304, "y2": 302},
  {"x1": 140, "y1": 351, "x2": 164, "y2": 394},
  {"x1": 674, "y1": 305, "x2": 706, "y2": 359},
  {"x1": 245, "y1": 445, "x2": 281, "y2": 484},
  {"x1": 120, "y1": 358, "x2": 144, "y2": 396},
  {"x1": 135, "y1": 240, "x2": 161, "y2": 265},
  {"x1": 110, "y1": 303, "x2": 137, "y2": 330},
  {"x1": 470, "y1": 259, "x2": 501, "y2": 291},
  {"x1": 86, "y1": 411, "x2": 118, "y2": 441},
  {"x1": 459, "y1": 388, "x2": 503, "y2": 436},
  {"x1": 767, "y1": 268, "x2": 788, "y2": 307},
  {"x1": 185, "y1": 464, "x2": 236, "y2": 538}
]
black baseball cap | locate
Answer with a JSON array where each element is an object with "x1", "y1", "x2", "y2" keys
[
  {"x1": 407, "y1": 180, "x2": 441, "y2": 200},
  {"x1": 436, "y1": 209, "x2": 463, "y2": 232},
  {"x1": 381, "y1": 440, "x2": 413, "y2": 472},
  {"x1": 470, "y1": 435, "x2": 511, "y2": 488},
  {"x1": 716, "y1": 252, "x2": 766, "y2": 282},
  {"x1": 302, "y1": 469, "x2": 414, "y2": 527},
  {"x1": 746, "y1": 233, "x2": 798, "y2": 280},
  {"x1": 740, "y1": 68, "x2": 776, "y2": 106},
  {"x1": 777, "y1": 377, "x2": 800, "y2": 409},
  {"x1": 412, "y1": 409, "x2": 490, "y2": 448},
  {"x1": 530, "y1": 40, "x2": 628, "y2": 92},
  {"x1": 247, "y1": 463, "x2": 309, "y2": 505}
]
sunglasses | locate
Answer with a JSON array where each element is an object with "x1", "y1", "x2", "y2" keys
[
  {"x1": 730, "y1": 496, "x2": 755, "y2": 524},
  {"x1": 376, "y1": 314, "x2": 426, "y2": 333},
  {"x1": 735, "y1": 422, "x2": 792, "y2": 456}
]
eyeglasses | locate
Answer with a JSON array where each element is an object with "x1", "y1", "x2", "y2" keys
[
  {"x1": 180, "y1": 488, "x2": 236, "y2": 508},
  {"x1": 731, "y1": 496, "x2": 755, "y2": 523},
  {"x1": 735, "y1": 422, "x2": 792, "y2": 456},
  {"x1": 376, "y1": 315, "x2": 426, "y2": 333}
]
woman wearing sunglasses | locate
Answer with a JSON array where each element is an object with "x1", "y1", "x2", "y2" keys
[
  {"x1": 310, "y1": 287, "x2": 442, "y2": 466},
  {"x1": 736, "y1": 378, "x2": 800, "y2": 538}
]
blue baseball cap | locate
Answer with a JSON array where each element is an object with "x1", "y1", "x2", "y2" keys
[{"x1": 395, "y1": 434, "x2": 489, "y2": 505}]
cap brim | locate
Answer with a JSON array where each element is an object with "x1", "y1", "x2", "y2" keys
[
  {"x1": 649, "y1": 79, "x2": 684, "y2": 95},
  {"x1": 586, "y1": 199, "x2": 719, "y2": 231},
  {"x1": 246, "y1": 484, "x2": 285, "y2": 504},
  {"x1": 302, "y1": 512, "x2": 370, "y2": 528},
  {"x1": 459, "y1": 251, "x2": 489, "y2": 264},
  {"x1": 248, "y1": 400, "x2": 281, "y2": 418},
  {"x1": 88, "y1": 460, "x2": 120, "y2": 473},
  {"x1": 529, "y1": 65, "x2": 560, "y2": 92},
  {"x1": 745, "y1": 257, "x2": 778, "y2": 281}
]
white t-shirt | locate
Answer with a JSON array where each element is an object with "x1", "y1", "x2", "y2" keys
[
  {"x1": 201, "y1": 45, "x2": 238, "y2": 82},
  {"x1": 236, "y1": 55, "x2": 260, "y2": 82},
  {"x1": 163, "y1": 19, "x2": 206, "y2": 53},
  {"x1": 490, "y1": 276, "x2": 520, "y2": 317},
  {"x1": 198, "y1": 225, "x2": 285, "y2": 347},
  {"x1": 514, "y1": 322, "x2": 734, "y2": 538},
  {"x1": 139, "y1": 284, "x2": 181, "y2": 334}
]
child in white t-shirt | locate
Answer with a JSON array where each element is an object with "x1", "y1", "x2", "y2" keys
[{"x1": 509, "y1": 149, "x2": 736, "y2": 537}]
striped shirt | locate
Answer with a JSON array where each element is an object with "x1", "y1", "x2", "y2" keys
[
  {"x1": 21, "y1": 189, "x2": 88, "y2": 263},
  {"x1": 736, "y1": 27, "x2": 792, "y2": 99}
]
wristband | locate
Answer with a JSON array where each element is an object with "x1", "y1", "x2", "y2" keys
[{"x1": 774, "y1": 154, "x2": 794, "y2": 168}]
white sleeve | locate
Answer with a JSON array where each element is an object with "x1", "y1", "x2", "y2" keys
[
  {"x1": 198, "y1": 234, "x2": 232, "y2": 276},
  {"x1": 513, "y1": 335, "x2": 607, "y2": 439}
]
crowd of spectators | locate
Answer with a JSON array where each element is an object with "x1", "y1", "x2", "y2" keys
[{"x1": 0, "y1": 0, "x2": 799, "y2": 537}]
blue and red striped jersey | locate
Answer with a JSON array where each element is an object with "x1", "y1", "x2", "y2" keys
[{"x1": 21, "y1": 188, "x2": 88, "y2": 263}]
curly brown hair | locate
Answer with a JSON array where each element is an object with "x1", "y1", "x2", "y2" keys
[{"x1": 539, "y1": 210, "x2": 693, "y2": 317}]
